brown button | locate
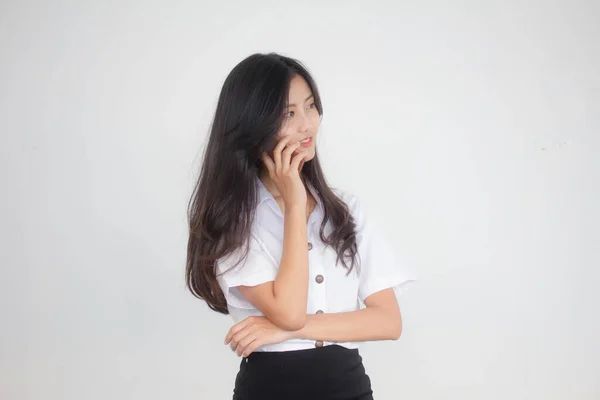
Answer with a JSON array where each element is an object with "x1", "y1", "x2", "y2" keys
[
  {"x1": 308, "y1": 242, "x2": 313, "y2": 250},
  {"x1": 315, "y1": 340, "x2": 324, "y2": 348},
  {"x1": 315, "y1": 274, "x2": 324, "y2": 284},
  {"x1": 316, "y1": 310, "x2": 324, "y2": 314}
]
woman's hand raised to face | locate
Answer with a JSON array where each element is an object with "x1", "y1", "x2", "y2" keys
[{"x1": 261, "y1": 137, "x2": 309, "y2": 209}]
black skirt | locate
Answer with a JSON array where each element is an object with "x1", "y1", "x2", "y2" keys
[{"x1": 232, "y1": 344, "x2": 374, "y2": 400}]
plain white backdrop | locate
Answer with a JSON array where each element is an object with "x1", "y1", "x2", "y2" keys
[{"x1": 1, "y1": 1, "x2": 599, "y2": 399}]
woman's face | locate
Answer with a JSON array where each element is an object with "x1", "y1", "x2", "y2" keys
[{"x1": 277, "y1": 74, "x2": 320, "y2": 163}]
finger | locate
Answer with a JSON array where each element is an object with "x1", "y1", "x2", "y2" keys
[
  {"x1": 236, "y1": 334, "x2": 257, "y2": 357},
  {"x1": 261, "y1": 152, "x2": 275, "y2": 176},
  {"x1": 225, "y1": 326, "x2": 240, "y2": 345},
  {"x1": 230, "y1": 326, "x2": 254, "y2": 352},
  {"x1": 290, "y1": 150, "x2": 308, "y2": 172},
  {"x1": 281, "y1": 142, "x2": 302, "y2": 171},
  {"x1": 243, "y1": 338, "x2": 265, "y2": 358},
  {"x1": 225, "y1": 319, "x2": 250, "y2": 344},
  {"x1": 273, "y1": 137, "x2": 292, "y2": 175}
]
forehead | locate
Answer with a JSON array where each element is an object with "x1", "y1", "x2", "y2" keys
[{"x1": 288, "y1": 75, "x2": 311, "y2": 98}]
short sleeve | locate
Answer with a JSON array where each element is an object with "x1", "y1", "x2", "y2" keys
[
  {"x1": 354, "y1": 196, "x2": 417, "y2": 305},
  {"x1": 215, "y1": 234, "x2": 278, "y2": 310}
]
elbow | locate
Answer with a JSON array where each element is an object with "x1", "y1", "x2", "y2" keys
[
  {"x1": 390, "y1": 325, "x2": 402, "y2": 340},
  {"x1": 277, "y1": 313, "x2": 307, "y2": 331},
  {"x1": 389, "y1": 318, "x2": 403, "y2": 340}
]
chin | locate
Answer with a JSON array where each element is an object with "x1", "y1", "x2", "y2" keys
[{"x1": 303, "y1": 150, "x2": 316, "y2": 162}]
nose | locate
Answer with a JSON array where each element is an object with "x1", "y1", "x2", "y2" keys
[{"x1": 298, "y1": 112, "x2": 311, "y2": 133}]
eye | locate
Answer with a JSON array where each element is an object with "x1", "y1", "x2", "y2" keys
[
  {"x1": 307, "y1": 102, "x2": 315, "y2": 109},
  {"x1": 285, "y1": 110, "x2": 295, "y2": 117}
]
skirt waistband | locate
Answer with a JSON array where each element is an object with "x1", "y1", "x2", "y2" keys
[
  {"x1": 234, "y1": 344, "x2": 373, "y2": 399},
  {"x1": 246, "y1": 343, "x2": 359, "y2": 365}
]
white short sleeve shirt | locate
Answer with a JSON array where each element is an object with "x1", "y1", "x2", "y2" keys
[{"x1": 216, "y1": 177, "x2": 416, "y2": 352}]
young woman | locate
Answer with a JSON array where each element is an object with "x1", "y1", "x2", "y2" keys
[{"x1": 186, "y1": 52, "x2": 415, "y2": 400}]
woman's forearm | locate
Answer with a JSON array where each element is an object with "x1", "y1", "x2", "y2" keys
[
  {"x1": 290, "y1": 307, "x2": 402, "y2": 342},
  {"x1": 272, "y1": 206, "x2": 309, "y2": 328}
]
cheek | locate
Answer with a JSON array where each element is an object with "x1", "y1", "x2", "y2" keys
[
  {"x1": 311, "y1": 113, "x2": 321, "y2": 130},
  {"x1": 277, "y1": 126, "x2": 294, "y2": 139}
]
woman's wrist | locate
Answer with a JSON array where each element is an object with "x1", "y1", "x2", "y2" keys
[{"x1": 284, "y1": 203, "x2": 306, "y2": 217}]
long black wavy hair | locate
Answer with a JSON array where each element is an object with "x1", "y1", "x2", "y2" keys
[{"x1": 186, "y1": 52, "x2": 359, "y2": 314}]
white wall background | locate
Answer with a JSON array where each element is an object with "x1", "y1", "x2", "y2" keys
[{"x1": 1, "y1": 1, "x2": 598, "y2": 399}]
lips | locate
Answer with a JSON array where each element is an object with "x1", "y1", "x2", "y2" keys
[{"x1": 300, "y1": 137, "x2": 312, "y2": 147}]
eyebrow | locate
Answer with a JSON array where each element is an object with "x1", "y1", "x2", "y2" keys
[{"x1": 286, "y1": 93, "x2": 314, "y2": 108}]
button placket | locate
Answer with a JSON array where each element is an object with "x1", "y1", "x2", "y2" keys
[
  {"x1": 313, "y1": 259, "x2": 326, "y2": 348},
  {"x1": 308, "y1": 228, "x2": 326, "y2": 348}
]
